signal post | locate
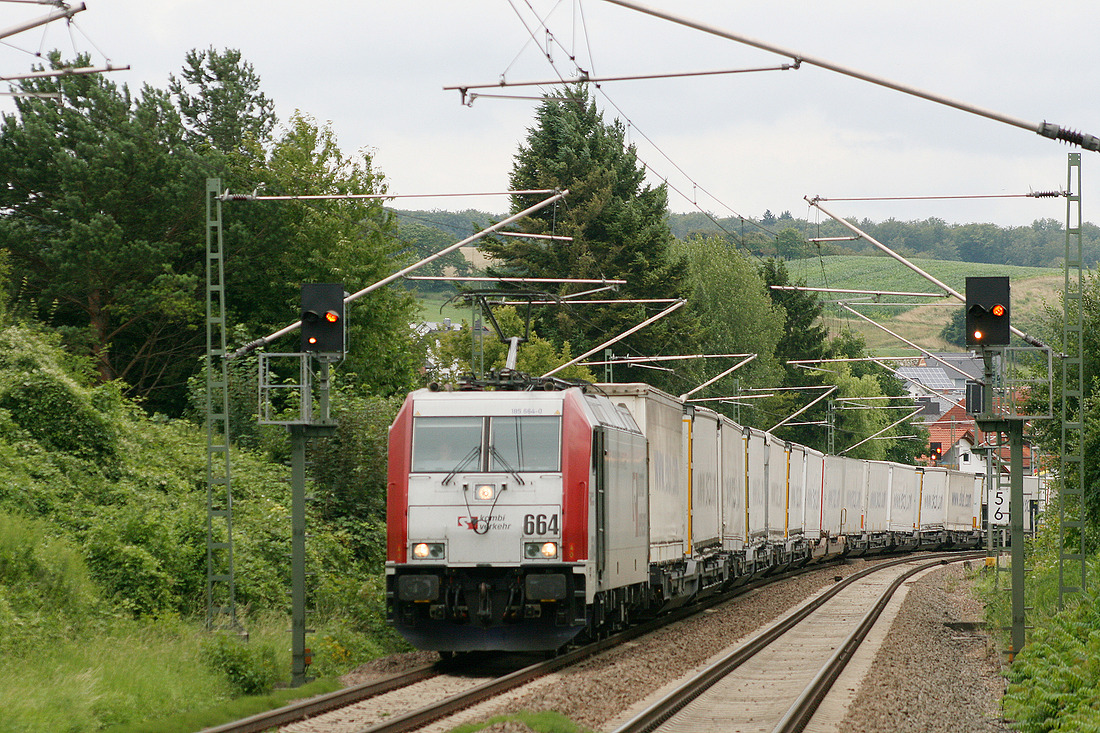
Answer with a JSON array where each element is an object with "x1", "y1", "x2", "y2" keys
[
  {"x1": 965, "y1": 276, "x2": 1027, "y2": 658},
  {"x1": 260, "y1": 283, "x2": 347, "y2": 686}
]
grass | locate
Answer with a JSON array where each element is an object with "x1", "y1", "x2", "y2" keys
[
  {"x1": 785, "y1": 254, "x2": 1058, "y2": 296},
  {"x1": 416, "y1": 290, "x2": 475, "y2": 325},
  {"x1": 102, "y1": 678, "x2": 342, "y2": 733},
  {"x1": 0, "y1": 610, "x2": 393, "y2": 733},
  {"x1": 0, "y1": 616, "x2": 230, "y2": 733},
  {"x1": 973, "y1": 510, "x2": 1100, "y2": 732}
]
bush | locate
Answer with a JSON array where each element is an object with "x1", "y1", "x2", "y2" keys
[
  {"x1": 1003, "y1": 596, "x2": 1100, "y2": 731},
  {"x1": 200, "y1": 633, "x2": 281, "y2": 696},
  {"x1": 0, "y1": 371, "x2": 118, "y2": 462}
]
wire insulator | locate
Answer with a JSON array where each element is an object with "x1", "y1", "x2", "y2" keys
[
  {"x1": 1038, "y1": 121, "x2": 1100, "y2": 152},
  {"x1": 1026, "y1": 190, "x2": 1067, "y2": 198},
  {"x1": 1060, "y1": 128, "x2": 1085, "y2": 146}
]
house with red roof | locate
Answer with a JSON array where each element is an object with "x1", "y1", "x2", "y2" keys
[{"x1": 923, "y1": 402, "x2": 1034, "y2": 475}]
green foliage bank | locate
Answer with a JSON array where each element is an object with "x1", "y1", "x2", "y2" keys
[{"x1": 0, "y1": 323, "x2": 403, "y2": 731}]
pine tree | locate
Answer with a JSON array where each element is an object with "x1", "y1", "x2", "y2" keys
[
  {"x1": 0, "y1": 53, "x2": 206, "y2": 413},
  {"x1": 482, "y1": 87, "x2": 697, "y2": 389}
]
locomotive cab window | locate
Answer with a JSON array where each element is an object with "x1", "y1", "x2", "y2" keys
[
  {"x1": 411, "y1": 417, "x2": 482, "y2": 472},
  {"x1": 490, "y1": 416, "x2": 560, "y2": 472},
  {"x1": 411, "y1": 415, "x2": 561, "y2": 473}
]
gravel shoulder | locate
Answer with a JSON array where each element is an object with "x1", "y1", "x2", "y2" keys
[{"x1": 835, "y1": 561, "x2": 1011, "y2": 732}]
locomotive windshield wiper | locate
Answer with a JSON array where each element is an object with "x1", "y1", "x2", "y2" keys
[
  {"x1": 487, "y1": 445, "x2": 526, "y2": 486},
  {"x1": 442, "y1": 446, "x2": 481, "y2": 486}
]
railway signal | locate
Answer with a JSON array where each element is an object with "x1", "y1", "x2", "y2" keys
[
  {"x1": 965, "y1": 277, "x2": 1010, "y2": 346},
  {"x1": 300, "y1": 283, "x2": 346, "y2": 355}
]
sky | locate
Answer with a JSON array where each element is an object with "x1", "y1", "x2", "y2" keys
[{"x1": 3, "y1": 0, "x2": 1100, "y2": 228}]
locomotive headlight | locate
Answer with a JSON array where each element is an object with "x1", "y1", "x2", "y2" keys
[
  {"x1": 412, "y1": 542, "x2": 445, "y2": 560},
  {"x1": 474, "y1": 483, "x2": 495, "y2": 501},
  {"x1": 525, "y1": 541, "x2": 558, "y2": 559}
]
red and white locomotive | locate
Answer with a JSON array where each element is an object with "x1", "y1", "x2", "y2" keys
[{"x1": 386, "y1": 381, "x2": 985, "y2": 653}]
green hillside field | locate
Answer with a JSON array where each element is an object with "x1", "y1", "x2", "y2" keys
[{"x1": 782, "y1": 255, "x2": 1061, "y2": 354}]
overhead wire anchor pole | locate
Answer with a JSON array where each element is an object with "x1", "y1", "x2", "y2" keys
[
  {"x1": 541, "y1": 300, "x2": 687, "y2": 378},
  {"x1": 228, "y1": 189, "x2": 569, "y2": 358},
  {"x1": 807, "y1": 197, "x2": 1048, "y2": 349},
  {"x1": 602, "y1": 0, "x2": 1100, "y2": 151}
]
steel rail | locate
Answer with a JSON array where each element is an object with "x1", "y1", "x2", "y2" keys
[
  {"x1": 612, "y1": 552, "x2": 983, "y2": 733},
  {"x1": 198, "y1": 663, "x2": 438, "y2": 733},
  {"x1": 772, "y1": 555, "x2": 981, "y2": 733}
]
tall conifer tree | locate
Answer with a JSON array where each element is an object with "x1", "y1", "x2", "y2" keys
[{"x1": 482, "y1": 87, "x2": 697, "y2": 389}]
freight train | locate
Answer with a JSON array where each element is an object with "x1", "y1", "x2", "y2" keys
[{"x1": 385, "y1": 381, "x2": 985, "y2": 653}]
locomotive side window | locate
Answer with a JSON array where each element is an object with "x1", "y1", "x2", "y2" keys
[
  {"x1": 411, "y1": 417, "x2": 483, "y2": 472},
  {"x1": 490, "y1": 416, "x2": 561, "y2": 472}
]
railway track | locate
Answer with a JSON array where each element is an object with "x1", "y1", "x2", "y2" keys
[
  {"x1": 610, "y1": 552, "x2": 984, "y2": 733},
  {"x1": 198, "y1": 665, "x2": 439, "y2": 733},
  {"x1": 203, "y1": 552, "x2": 975, "y2": 733}
]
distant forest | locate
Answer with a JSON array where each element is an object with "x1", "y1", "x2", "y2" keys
[{"x1": 394, "y1": 208, "x2": 1100, "y2": 274}]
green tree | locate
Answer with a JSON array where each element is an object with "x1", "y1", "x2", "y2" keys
[
  {"x1": 672, "y1": 234, "x2": 784, "y2": 403},
  {"x1": 0, "y1": 54, "x2": 206, "y2": 414},
  {"x1": 827, "y1": 329, "x2": 926, "y2": 462},
  {"x1": 395, "y1": 218, "x2": 474, "y2": 296},
  {"x1": 169, "y1": 47, "x2": 277, "y2": 156},
  {"x1": 775, "y1": 227, "x2": 812, "y2": 259},
  {"x1": 482, "y1": 87, "x2": 697, "y2": 391},
  {"x1": 171, "y1": 48, "x2": 422, "y2": 395},
  {"x1": 952, "y1": 223, "x2": 1008, "y2": 264},
  {"x1": 1028, "y1": 271, "x2": 1100, "y2": 526},
  {"x1": 224, "y1": 112, "x2": 422, "y2": 396},
  {"x1": 760, "y1": 258, "x2": 830, "y2": 383},
  {"x1": 940, "y1": 306, "x2": 966, "y2": 348}
]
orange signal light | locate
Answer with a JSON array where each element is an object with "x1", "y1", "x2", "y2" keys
[
  {"x1": 990, "y1": 304, "x2": 1006, "y2": 317},
  {"x1": 324, "y1": 310, "x2": 340, "y2": 323}
]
